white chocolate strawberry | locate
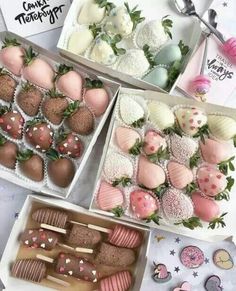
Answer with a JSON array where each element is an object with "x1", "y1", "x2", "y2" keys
[
  {"x1": 137, "y1": 155, "x2": 166, "y2": 189},
  {"x1": 162, "y1": 189, "x2": 194, "y2": 222},
  {"x1": 143, "y1": 130, "x2": 167, "y2": 155},
  {"x1": 0, "y1": 38, "x2": 24, "y2": 76},
  {"x1": 22, "y1": 47, "x2": 54, "y2": 90},
  {"x1": 208, "y1": 115, "x2": 236, "y2": 141},
  {"x1": 167, "y1": 161, "x2": 193, "y2": 189},
  {"x1": 55, "y1": 64, "x2": 83, "y2": 101},
  {"x1": 77, "y1": 0, "x2": 107, "y2": 24},
  {"x1": 200, "y1": 138, "x2": 233, "y2": 164},
  {"x1": 130, "y1": 190, "x2": 160, "y2": 223},
  {"x1": 175, "y1": 107, "x2": 207, "y2": 136},
  {"x1": 115, "y1": 127, "x2": 142, "y2": 155},
  {"x1": 119, "y1": 96, "x2": 145, "y2": 127},
  {"x1": 197, "y1": 165, "x2": 227, "y2": 197},
  {"x1": 148, "y1": 101, "x2": 175, "y2": 130}
]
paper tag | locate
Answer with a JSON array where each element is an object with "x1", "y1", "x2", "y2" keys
[{"x1": 1, "y1": 0, "x2": 71, "y2": 37}]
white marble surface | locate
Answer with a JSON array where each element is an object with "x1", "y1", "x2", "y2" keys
[{"x1": 1, "y1": 1, "x2": 236, "y2": 290}]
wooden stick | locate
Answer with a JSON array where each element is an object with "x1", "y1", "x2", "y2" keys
[
  {"x1": 40, "y1": 224, "x2": 67, "y2": 234},
  {"x1": 87, "y1": 224, "x2": 111, "y2": 234},
  {"x1": 69, "y1": 220, "x2": 87, "y2": 227},
  {"x1": 37, "y1": 254, "x2": 54, "y2": 264},
  {"x1": 75, "y1": 247, "x2": 93, "y2": 254},
  {"x1": 57, "y1": 243, "x2": 75, "y2": 251},
  {"x1": 46, "y1": 275, "x2": 70, "y2": 287}
]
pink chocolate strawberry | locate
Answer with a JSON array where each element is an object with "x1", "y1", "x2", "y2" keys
[
  {"x1": 175, "y1": 107, "x2": 207, "y2": 137},
  {"x1": 197, "y1": 165, "x2": 227, "y2": 197},
  {"x1": 0, "y1": 106, "x2": 24, "y2": 139},
  {"x1": 143, "y1": 130, "x2": 167, "y2": 155},
  {"x1": 0, "y1": 38, "x2": 25, "y2": 76},
  {"x1": 130, "y1": 190, "x2": 161, "y2": 224}
]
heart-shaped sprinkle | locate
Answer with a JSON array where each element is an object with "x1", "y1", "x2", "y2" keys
[
  {"x1": 25, "y1": 240, "x2": 29, "y2": 245},
  {"x1": 48, "y1": 238, "x2": 53, "y2": 243},
  {"x1": 79, "y1": 267, "x2": 84, "y2": 272},
  {"x1": 80, "y1": 260, "x2": 83, "y2": 264},
  {"x1": 7, "y1": 125, "x2": 12, "y2": 130},
  {"x1": 40, "y1": 243, "x2": 45, "y2": 248},
  {"x1": 92, "y1": 270, "x2": 96, "y2": 275},
  {"x1": 59, "y1": 267, "x2": 65, "y2": 273},
  {"x1": 28, "y1": 230, "x2": 33, "y2": 234},
  {"x1": 68, "y1": 271, "x2": 73, "y2": 276},
  {"x1": 32, "y1": 237, "x2": 37, "y2": 242},
  {"x1": 66, "y1": 259, "x2": 71, "y2": 264}
]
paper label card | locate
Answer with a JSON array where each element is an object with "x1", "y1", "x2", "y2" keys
[{"x1": 1, "y1": 0, "x2": 71, "y2": 37}]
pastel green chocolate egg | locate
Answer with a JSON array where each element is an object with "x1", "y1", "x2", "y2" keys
[
  {"x1": 143, "y1": 67, "x2": 168, "y2": 89},
  {"x1": 154, "y1": 44, "x2": 182, "y2": 65}
]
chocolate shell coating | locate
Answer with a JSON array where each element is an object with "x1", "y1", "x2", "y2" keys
[
  {"x1": 0, "y1": 74, "x2": 17, "y2": 102},
  {"x1": 57, "y1": 133, "x2": 83, "y2": 158},
  {"x1": 67, "y1": 106, "x2": 94, "y2": 135},
  {"x1": 42, "y1": 97, "x2": 68, "y2": 125},
  {"x1": 17, "y1": 87, "x2": 43, "y2": 116},
  {"x1": 0, "y1": 111, "x2": 24, "y2": 139},
  {"x1": 0, "y1": 141, "x2": 17, "y2": 169},
  {"x1": 11, "y1": 259, "x2": 46, "y2": 282},
  {"x1": 20, "y1": 228, "x2": 59, "y2": 250},
  {"x1": 32, "y1": 208, "x2": 68, "y2": 228},
  {"x1": 26, "y1": 123, "x2": 53, "y2": 152},
  {"x1": 55, "y1": 252, "x2": 98, "y2": 282},
  {"x1": 66, "y1": 224, "x2": 102, "y2": 248},
  {"x1": 95, "y1": 243, "x2": 136, "y2": 267},
  {"x1": 48, "y1": 158, "x2": 75, "y2": 188},
  {"x1": 19, "y1": 154, "x2": 44, "y2": 182}
]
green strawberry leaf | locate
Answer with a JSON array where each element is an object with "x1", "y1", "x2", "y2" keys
[
  {"x1": 146, "y1": 213, "x2": 162, "y2": 225},
  {"x1": 218, "y1": 156, "x2": 235, "y2": 175},
  {"x1": 193, "y1": 124, "x2": 210, "y2": 144},
  {"x1": 89, "y1": 24, "x2": 102, "y2": 39},
  {"x1": 174, "y1": 217, "x2": 203, "y2": 230},
  {"x1": 111, "y1": 206, "x2": 124, "y2": 217},
  {"x1": 46, "y1": 148, "x2": 60, "y2": 161},
  {"x1": 139, "y1": 183, "x2": 168, "y2": 199},
  {"x1": 124, "y1": 2, "x2": 145, "y2": 31},
  {"x1": 26, "y1": 116, "x2": 45, "y2": 127},
  {"x1": 112, "y1": 177, "x2": 132, "y2": 187},
  {"x1": 185, "y1": 182, "x2": 198, "y2": 194},
  {"x1": 0, "y1": 134, "x2": 6, "y2": 146},
  {"x1": 2, "y1": 37, "x2": 21, "y2": 48},
  {"x1": 178, "y1": 40, "x2": 190, "y2": 56},
  {"x1": 131, "y1": 117, "x2": 145, "y2": 128},
  {"x1": 189, "y1": 151, "x2": 200, "y2": 169},
  {"x1": 17, "y1": 149, "x2": 34, "y2": 162},
  {"x1": 233, "y1": 135, "x2": 236, "y2": 147},
  {"x1": 63, "y1": 101, "x2": 80, "y2": 117},
  {"x1": 46, "y1": 88, "x2": 65, "y2": 98},
  {"x1": 208, "y1": 212, "x2": 227, "y2": 229},
  {"x1": 226, "y1": 176, "x2": 234, "y2": 191},
  {"x1": 56, "y1": 127, "x2": 70, "y2": 144},
  {"x1": 163, "y1": 122, "x2": 182, "y2": 137},
  {"x1": 143, "y1": 45, "x2": 156, "y2": 68},
  {"x1": 21, "y1": 81, "x2": 36, "y2": 92},
  {"x1": 54, "y1": 64, "x2": 73, "y2": 82},
  {"x1": 214, "y1": 191, "x2": 230, "y2": 201},
  {"x1": 0, "y1": 105, "x2": 10, "y2": 116},
  {"x1": 147, "y1": 146, "x2": 170, "y2": 163},
  {"x1": 85, "y1": 78, "x2": 104, "y2": 89},
  {"x1": 23, "y1": 47, "x2": 38, "y2": 66},
  {"x1": 100, "y1": 33, "x2": 126, "y2": 56},
  {"x1": 95, "y1": 0, "x2": 116, "y2": 13},
  {"x1": 161, "y1": 15, "x2": 173, "y2": 39},
  {"x1": 129, "y1": 139, "x2": 143, "y2": 156},
  {"x1": 0, "y1": 67, "x2": 11, "y2": 77}
]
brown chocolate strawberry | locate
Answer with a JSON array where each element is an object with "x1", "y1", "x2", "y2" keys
[
  {"x1": 17, "y1": 149, "x2": 44, "y2": 181},
  {"x1": 56, "y1": 129, "x2": 83, "y2": 158},
  {"x1": 0, "y1": 105, "x2": 24, "y2": 139},
  {"x1": 17, "y1": 82, "x2": 43, "y2": 116},
  {"x1": 0, "y1": 134, "x2": 18, "y2": 169},
  {"x1": 41, "y1": 89, "x2": 69, "y2": 125},
  {"x1": 0, "y1": 68, "x2": 17, "y2": 102},
  {"x1": 46, "y1": 148, "x2": 75, "y2": 188},
  {"x1": 25, "y1": 118, "x2": 53, "y2": 152},
  {"x1": 64, "y1": 101, "x2": 94, "y2": 135}
]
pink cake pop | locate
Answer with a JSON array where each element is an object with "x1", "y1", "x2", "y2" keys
[{"x1": 191, "y1": 75, "x2": 211, "y2": 102}]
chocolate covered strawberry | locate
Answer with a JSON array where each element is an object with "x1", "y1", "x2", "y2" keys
[
  {"x1": 17, "y1": 149, "x2": 44, "y2": 182},
  {"x1": 55, "y1": 64, "x2": 83, "y2": 101},
  {"x1": 25, "y1": 118, "x2": 53, "y2": 152},
  {"x1": 130, "y1": 190, "x2": 161, "y2": 224},
  {"x1": 0, "y1": 68, "x2": 17, "y2": 102},
  {"x1": 22, "y1": 47, "x2": 54, "y2": 89},
  {"x1": 17, "y1": 82, "x2": 43, "y2": 116},
  {"x1": 41, "y1": 89, "x2": 68, "y2": 125},
  {"x1": 64, "y1": 101, "x2": 94, "y2": 135},
  {"x1": 0, "y1": 134, "x2": 18, "y2": 169},
  {"x1": 197, "y1": 165, "x2": 228, "y2": 197},
  {"x1": 175, "y1": 107, "x2": 208, "y2": 139},
  {"x1": 0, "y1": 38, "x2": 24, "y2": 76},
  {"x1": 84, "y1": 78, "x2": 109, "y2": 117},
  {"x1": 0, "y1": 106, "x2": 24, "y2": 139},
  {"x1": 46, "y1": 148, "x2": 75, "y2": 188},
  {"x1": 56, "y1": 129, "x2": 83, "y2": 158}
]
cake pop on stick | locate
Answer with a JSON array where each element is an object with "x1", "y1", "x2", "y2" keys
[
  {"x1": 97, "y1": 271, "x2": 132, "y2": 291},
  {"x1": 11, "y1": 259, "x2": 70, "y2": 287},
  {"x1": 37, "y1": 252, "x2": 98, "y2": 282}
]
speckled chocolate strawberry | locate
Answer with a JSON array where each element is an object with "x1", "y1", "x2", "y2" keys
[
  {"x1": 197, "y1": 165, "x2": 228, "y2": 197},
  {"x1": 175, "y1": 107, "x2": 208, "y2": 140},
  {"x1": 25, "y1": 118, "x2": 53, "y2": 152},
  {"x1": 56, "y1": 129, "x2": 83, "y2": 158},
  {"x1": 0, "y1": 68, "x2": 17, "y2": 102},
  {"x1": 130, "y1": 190, "x2": 161, "y2": 224},
  {"x1": 41, "y1": 89, "x2": 68, "y2": 125},
  {"x1": 17, "y1": 81, "x2": 43, "y2": 116},
  {"x1": 0, "y1": 105, "x2": 24, "y2": 139}
]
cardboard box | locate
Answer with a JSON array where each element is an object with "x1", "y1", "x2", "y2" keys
[
  {"x1": 0, "y1": 31, "x2": 120, "y2": 199},
  {"x1": 57, "y1": 0, "x2": 201, "y2": 94},
  {"x1": 90, "y1": 87, "x2": 236, "y2": 241},
  {"x1": 0, "y1": 195, "x2": 150, "y2": 290}
]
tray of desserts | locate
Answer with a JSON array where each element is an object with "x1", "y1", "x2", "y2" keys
[
  {"x1": 0, "y1": 195, "x2": 149, "y2": 291},
  {"x1": 90, "y1": 87, "x2": 236, "y2": 240},
  {"x1": 0, "y1": 31, "x2": 120, "y2": 199},
  {"x1": 58, "y1": 0, "x2": 201, "y2": 93}
]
